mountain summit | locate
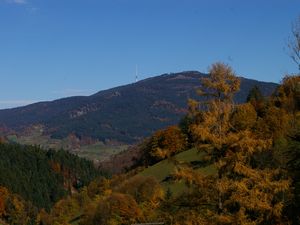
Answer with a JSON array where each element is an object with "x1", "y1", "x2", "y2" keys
[{"x1": 0, "y1": 71, "x2": 277, "y2": 144}]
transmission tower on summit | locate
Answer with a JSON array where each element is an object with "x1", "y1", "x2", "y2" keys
[{"x1": 135, "y1": 65, "x2": 138, "y2": 82}]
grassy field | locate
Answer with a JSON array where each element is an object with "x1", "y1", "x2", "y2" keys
[
  {"x1": 69, "y1": 148, "x2": 215, "y2": 225},
  {"x1": 75, "y1": 143, "x2": 128, "y2": 162},
  {"x1": 7, "y1": 128, "x2": 73, "y2": 150},
  {"x1": 7, "y1": 131, "x2": 127, "y2": 162},
  {"x1": 139, "y1": 148, "x2": 216, "y2": 196}
]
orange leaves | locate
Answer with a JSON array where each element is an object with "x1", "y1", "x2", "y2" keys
[
  {"x1": 174, "y1": 62, "x2": 292, "y2": 224},
  {"x1": 49, "y1": 160, "x2": 61, "y2": 173},
  {"x1": 148, "y1": 126, "x2": 187, "y2": 161},
  {"x1": 231, "y1": 103, "x2": 257, "y2": 131},
  {"x1": 256, "y1": 106, "x2": 292, "y2": 139},
  {"x1": 108, "y1": 193, "x2": 142, "y2": 220},
  {"x1": 0, "y1": 187, "x2": 30, "y2": 225},
  {"x1": 190, "y1": 64, "x2": 240, "y2": 154},
  {"x1": 200, "y1": 62, "x2": 240, "y2": 101},
  {"x1": 274, "y1": 75, "x2": 300, "y2": 113},
  {"x1": 0, "y1": 187, "x2": 8, "y2": 217},
  {"x1": 116, "y1": 176, "x2": 164, "y2": 208}
]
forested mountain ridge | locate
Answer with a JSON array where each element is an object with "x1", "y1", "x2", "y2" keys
[{"x1": 0, "y1": 71, "x2": 277, "y2": 144}]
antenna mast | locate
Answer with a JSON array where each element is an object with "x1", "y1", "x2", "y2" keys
[{"x1": 135, "y1": 65, "x2": 138, "y2": 82}]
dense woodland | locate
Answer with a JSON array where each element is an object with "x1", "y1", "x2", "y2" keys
[
  {"x1": 0, "y1": 143, "x2": 106, "y2": 225},
  {"x1": 0, "y1": 62, "x2": 299, "y2": 225}
]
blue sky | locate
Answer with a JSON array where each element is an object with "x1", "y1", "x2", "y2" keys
[{"x1": 0, "y1": 0, "x2": 299, "y2": 109}]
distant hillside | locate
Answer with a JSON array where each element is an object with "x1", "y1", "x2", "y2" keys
[{"x1": 0, "y1": 71, "x2": 277, "y2": 144}]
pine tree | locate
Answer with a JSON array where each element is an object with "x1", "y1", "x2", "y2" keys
[
  {"x1": 246, "y1": 85, "x2": 265, "y2": 116},
  {"x1": 247, "y1": 85, "x2": 264, "y2": 103}
]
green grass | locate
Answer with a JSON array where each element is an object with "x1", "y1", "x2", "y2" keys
[
  {"x1": 75, "y1": 143, "x2": 128, "y2": 161},
  {"x1": 6, "y1": 130, "x2": 127, "y2": 162},
  {"x1": 139, "y1": 148, "x2": 216, "y2": 196},
  {"x1": 7, "y1": 129, "x2": 70, "y2": 150}
]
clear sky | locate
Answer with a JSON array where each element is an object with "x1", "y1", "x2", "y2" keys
[{"x1": 0, "y1": 0, "x2": 299, "y2": 109}]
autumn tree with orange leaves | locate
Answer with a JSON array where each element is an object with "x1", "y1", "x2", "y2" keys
[
  {"x1": 140, "y1": 125, "x2": 188, "y2": 166},
  {"x1": 175, "y1": 62, "x2": 291, "y2": 225}
]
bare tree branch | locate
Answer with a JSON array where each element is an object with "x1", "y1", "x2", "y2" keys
[{"x1": 288, "y1": 16, "x2": 300, "y2": 71}]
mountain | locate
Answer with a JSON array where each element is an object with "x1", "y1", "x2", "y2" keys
[{"x1": 0, "y1": 71, "x2": 277, "y2": 144}]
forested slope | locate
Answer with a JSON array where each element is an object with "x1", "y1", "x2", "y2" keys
[{"x1": 0, "y1": 142, "x2": 105, "y2": 210}]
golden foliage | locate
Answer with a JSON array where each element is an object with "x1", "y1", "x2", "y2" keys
[
  {"x1": 176, "y1": 62, "x2": 291, "y2": 224},
  {"x1": 0, "y1": 186, "x2": 31, "y2": 225},
  {"x1": 256, "y1": 106, "x2": 292, "y2": 139},
  {"x1": 274, "y1": 75, "x2": 300, "y2": 114},
  {"x1": 198, "y1": 62, "x2": 240, "y2": 101},
  {"x1": 116, "y1": 175, "x2": 164, "y2": 208},
  {"x1": 0, "y1": 187, "x2": 8, "y2": 217},
  {"x1": 148, "y1": 125, "x2": 187, "y2": 160},
  {"x1": 231, "y1": 103, "x2": 257, "y2": 131},
  {"x1": 82, "y1": 193, "x2": 142, "y2": 225}
]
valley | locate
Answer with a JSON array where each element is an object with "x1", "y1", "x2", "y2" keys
[{"x1": 6, "y1": 126, "x2": 128, "y2": 162}]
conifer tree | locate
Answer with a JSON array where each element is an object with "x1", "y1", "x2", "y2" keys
[
  {"x1": 246, "y1": 85, "x2": 265, "y2": 116},
  {"x1": 175, "y1": 62, "x2": 290, "y2": 224}
]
